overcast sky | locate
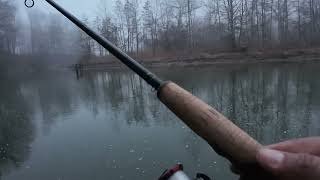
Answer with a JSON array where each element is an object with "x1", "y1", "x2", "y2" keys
[{"x1": 17, "y1": 0, "x2": 115, "y2": 21}]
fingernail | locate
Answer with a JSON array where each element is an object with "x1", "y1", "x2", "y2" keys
[{"x1": 258, "y1": 149, "x2": 285, "y2": 168}]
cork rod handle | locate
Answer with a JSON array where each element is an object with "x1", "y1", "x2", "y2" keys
[{"x1": 157, "y1": 82, "x2": 262, "y2": 164}]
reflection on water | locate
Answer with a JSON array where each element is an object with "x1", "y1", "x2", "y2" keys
[
  {"x1": 0, "y1": 69, "x2": 34, "y2": 179},
  {"x1": 0, "y1": 63, "x2": 320, "y2": 180}
]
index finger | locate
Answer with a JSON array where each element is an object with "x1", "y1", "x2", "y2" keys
[{"x1": 267, "y1": 137, "x2": 320, "y2": 156}]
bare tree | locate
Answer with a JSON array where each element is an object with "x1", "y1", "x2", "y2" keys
[
  {"x1": 4, "y1": 0, "x2": 320, "y2": 57},
  {"x1": 224, "y1": 0, "x2": 237, "y2": 49},
  {"x1": 143, "y1": 0, "x2": 158, "y2": 56},
  {"x1": 0, "y1": 0, "x2": 16, "y2": 54},
  {"x1": 78, "y1": 16, "x2": 94, "y2": 57},
  {"x1": 114, "y1": 0, "x2": 127, "y2": 51},
  {"x1": 48, "y1": 14, "x2": 64, "y2": 54}
]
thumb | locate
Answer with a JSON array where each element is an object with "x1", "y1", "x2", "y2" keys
[{"x1": 256, "y1": 148, "x2": 320, "y2": 179}]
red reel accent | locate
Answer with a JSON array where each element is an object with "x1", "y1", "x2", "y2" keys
[{"x1": 159, "y1": 164, "x2": 184, "y2": 180}]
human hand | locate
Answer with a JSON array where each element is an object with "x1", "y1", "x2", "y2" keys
[{"x1": 235, "y1": 137, "x2": 320, "y2": 180}]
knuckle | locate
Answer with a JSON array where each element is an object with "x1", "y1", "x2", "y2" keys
[{"x1": 296, "y1": 153, "x2": 318, "y2": 169}]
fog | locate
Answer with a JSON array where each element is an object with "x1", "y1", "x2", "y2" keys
[
  {"x1": 1, "y1": 0, "x2": 320, "y2": 67},
  {"x1": 17, "y1": 0, "x2": 112, "y2": 19}
]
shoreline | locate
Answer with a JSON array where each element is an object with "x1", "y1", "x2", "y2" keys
[{"x1": 75, "y1": 48, "x2": 320, "y2": 70}]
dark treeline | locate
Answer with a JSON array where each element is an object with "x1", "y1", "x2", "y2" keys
[
  {"x1": 1, "y1": 0, "x2": 320, "y2": 59},
  {"x1": 96, "y1": 0, "x2": 320, "y2": 55},
  {"x1": 94, "y1": 0, "x2": 320, "y2": 56}
]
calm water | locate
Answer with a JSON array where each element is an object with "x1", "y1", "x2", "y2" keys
[{"x1": 1, "y1": 63, "x2": 320, "y2": 180}]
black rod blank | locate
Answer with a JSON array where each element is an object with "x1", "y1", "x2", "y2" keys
[{"x1": 45, "y1": 0, "x2": 163, "y2": 90}]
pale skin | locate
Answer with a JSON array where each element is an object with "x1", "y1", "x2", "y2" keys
[{"x1": 235, "y1": 137, "x2": 320, "y2": 180}]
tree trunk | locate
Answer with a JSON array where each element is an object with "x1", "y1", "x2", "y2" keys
[{"x1": 187, "y1": 0, "x2": 192, "y2": 50}]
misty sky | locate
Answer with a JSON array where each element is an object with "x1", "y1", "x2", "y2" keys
[{"x1": 17, "y1": 0, "x2": 115, "y2": 21}]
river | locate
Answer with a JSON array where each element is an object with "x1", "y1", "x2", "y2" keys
[{"x1": 0, "y1": 62, "x2": 319, "y2": 180}]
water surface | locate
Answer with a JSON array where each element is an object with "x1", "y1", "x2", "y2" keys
[{"x1": 1, "y1": 63, "x2": 320, "y2": 180}]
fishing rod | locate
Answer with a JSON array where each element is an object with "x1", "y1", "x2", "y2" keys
[{"x1": 25, "y1": 0, "x2": 264, "y2": 175}]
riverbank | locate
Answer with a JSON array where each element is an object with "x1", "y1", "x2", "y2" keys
[{"x1": 75, "y1": 48, "x2": 320, "y2": 70}]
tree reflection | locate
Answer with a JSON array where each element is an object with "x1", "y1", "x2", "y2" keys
[
  {"x1": 31, "y1": 72, "x2": 75, "y2": 134},
  {"x1": 1, "y1": 62, "x2": 318, "y2": 179},
  {"x1": 154, "y1": 64, "x2": 320, "y2": 145},
  {"x1": 9, "y1": 63, "x2": 317, "y2": 163},
  {"x1": 61, "y1": 64, "x2": 320, "y2": 146},
  {"x1": 0, "y1": 67, "x2": 35, "y2": 178}
]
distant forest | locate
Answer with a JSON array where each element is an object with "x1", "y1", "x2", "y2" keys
[{"x1": 1, "y1": 0, "x2": 320, "y2": 58}]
